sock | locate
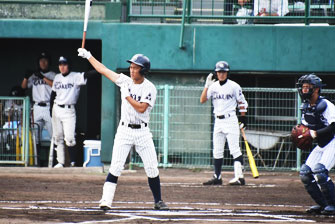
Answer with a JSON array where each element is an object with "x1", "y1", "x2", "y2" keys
[
  {"x1": 148, "y1": 176, "x2": 162, "y2": 203},
  {"x1": 214, "y1": 158, "x2": 223, "y2": 179},
  {"x1": 68, "y1": 146, "x2": 76, "y2": 163},
  {"x1": 106, "y1": 173, "x2": 118, "y2": 184},
  {"x1": 234, "y1": 155, "x2": 244, "y2": 165}
]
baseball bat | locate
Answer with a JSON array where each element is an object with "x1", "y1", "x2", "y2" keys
[
  {"x1": 241, "y1": 128, "x2": 259, "y2": 178},
  {"x1": 16, "y1": 109, "x2": 20, "y2": 161},
  {"x1": 81, "y1": 0, "x2": 92, "y2": 48}
]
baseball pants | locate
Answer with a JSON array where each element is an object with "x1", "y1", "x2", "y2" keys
[{"x1": 109, "y1": 123, "x2": 159, "y2": 178}]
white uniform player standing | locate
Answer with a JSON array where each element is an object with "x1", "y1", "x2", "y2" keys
[
  {"x1": 297, "y1": 74, "x2": 335, "y2": 215},
  {"x1": 50, "y1": 56, "x2": 87, "y2": 168},
  {"x1": 21, "y1": 52, "x2": 55, "y2": 165},
  {"x1": 77, "y1": 48, "x2": 169, "y2": 210},
  {"x1": 200, "y1": 61, "x2": 248, "y2": 186}
]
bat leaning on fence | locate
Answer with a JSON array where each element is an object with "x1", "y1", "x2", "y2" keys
[{"x1": 240, "y1": 128, "x2": 259, "y2": 178}]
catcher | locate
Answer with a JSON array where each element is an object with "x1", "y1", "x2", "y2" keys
[{"x1": 294, "y1": 74, "x2": 335, "y2": 215}]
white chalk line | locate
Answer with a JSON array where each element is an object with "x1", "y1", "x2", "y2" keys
[
  {"x1": 161, "y1": 183, "x2": 276, "y2": 188},
  {"x1": 0, "y1": 200, "x2": 304, "y2": 208},
  {"x1": 0, "y1": 204, "x2": 315, "y2": 223}
]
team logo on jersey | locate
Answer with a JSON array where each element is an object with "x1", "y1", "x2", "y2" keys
[
  {"x1": 54, "y1": 82, "x2": 74, "y2": 89},
  {"x1": 145, "y1": 93, "x2": 152, "y2": 101}
]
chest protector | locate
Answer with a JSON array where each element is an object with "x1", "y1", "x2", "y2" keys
[{"x1": 301, "y1": 97, "x2": 333, "y2": 147}]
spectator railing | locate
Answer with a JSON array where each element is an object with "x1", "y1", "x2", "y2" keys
[{"x1": 127, "y1": 0, "x2": 335, "y2": 25}]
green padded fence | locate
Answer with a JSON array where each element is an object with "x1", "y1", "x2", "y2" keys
[{"x1": 129, "y1": 86, "x2": 335, "y2": 171}]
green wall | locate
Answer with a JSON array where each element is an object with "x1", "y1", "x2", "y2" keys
[{"x1": 1, "y1": 19, "x2": 334, "y2": 162}]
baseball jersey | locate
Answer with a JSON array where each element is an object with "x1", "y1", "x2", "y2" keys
[
  {"x1": 207, "y1": 79, "x2": 248, "y2": 116},
  {"x1": 52, "y1": 72, "x2": 87, "y2": 105},
  {"x1": 115, "y1": 73, "x2": 156, "y2": 124},
  {"x1": 27, "y1": 71, "x2": 56, "y2": 102},
  {"x1": 301, "y1": 97, "x2": 335, "y2": 147}
]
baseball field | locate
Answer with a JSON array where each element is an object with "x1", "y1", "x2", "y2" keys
[{"x1": 1, "y1": 167, "x2": 335, "y2": 224}]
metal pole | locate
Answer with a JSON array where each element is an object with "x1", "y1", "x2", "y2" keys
[
  {"x1": 179, "y1": 0, "x2": 188, "y2": 49},
  {"x1": 24, "y1": 96, "x2": 30, "y2": 167},
  {"x1": 296, "y1": 91, "x2": 302, "y2": 171},
  {"x1": 163, "y1": 84, "x2": 170, "y2": 167},
  {"x1": 305, "y1": 0, "x2": 310, "y2": 25}
]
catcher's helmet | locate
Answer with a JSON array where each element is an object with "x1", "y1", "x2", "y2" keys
[
  {"x1": 127, "y1": 54, "x2": 150, "y2": 76},
  {"x1": 214, "y1": 61, "x2": 230, "y2": 72},
  {"x1": 9, "y1": 86, "x2": 25, "y2": 97},
  {"x1": 296, "y1": 73, "x2": 325, "y2": 100}
]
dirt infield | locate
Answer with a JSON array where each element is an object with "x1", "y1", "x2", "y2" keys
[{"x1": 0, "y1": 167, "x2": 335, "y2": 224}]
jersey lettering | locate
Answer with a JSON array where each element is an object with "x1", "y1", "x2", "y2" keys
[
  {"x1": 54, "y1": 82, "x2": 74, "y2": 89},
  {"x1": 130, "y1": 93, "x2": 141, "y2": 102},
  {"x1": 33, "y1": 79, "x2": 47, "y2": 86},
  {"x1": 212, "y1": 93, "x2": 233, "y2": 100}
]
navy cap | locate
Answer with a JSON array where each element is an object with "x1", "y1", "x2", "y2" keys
[{"x1": 58, "y1": 56, "x2": 69, "y2": 65}]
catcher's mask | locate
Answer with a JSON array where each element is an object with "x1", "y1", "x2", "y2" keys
[
  {"x1": 296, "y1": 73, "x2": 325, "y2": 101},
  {"x1": 127, "y1": 54, "x2": 150, "y2": 76}
]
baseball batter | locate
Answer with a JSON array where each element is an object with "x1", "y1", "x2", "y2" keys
[
  {"x1": 200, "y1": 61, "x2": 248, "y2": 186},
  {"x1": 50, "y1": 56, "x2": 88, "y2": 168},
  {"x1": 297, "y1": 74, "x2": 335, "y2": 215},
  {"x1": 21, "y1": 52, "x2": 55, "y2": 165},
  {"x1": 77, "y1": 48, "x2": 168, "y2": 210}
]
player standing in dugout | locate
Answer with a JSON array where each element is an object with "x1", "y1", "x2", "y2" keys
[
  {"x1": 200, "y1": 61, "x2": 248, "y2": 186},
  {"x1": 21, "y1": 52, "x2": 55, "y2": 166},
  {"x1": 77, "y1": 48, "x2": 169, "y2": 210},
  {"x1": 295, "y1": 74, "x2": 335, "y2": 215}
]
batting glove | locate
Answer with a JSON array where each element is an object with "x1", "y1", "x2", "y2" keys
[
  {"x1": 120, "y1": 84, "x2": 130, "y2": 99},
  {"x1": 35, "y1": 72, "x2": 45, "y2": 80},
  {"x1": 238, "y1": 116, "x2": 247, "y2": 129},
  {"x1": 205, "y1": 73, "x2": 215, "y2": 88},
  {"x1": 77, "y1": 48, "x2": 92, "y2": 59}
]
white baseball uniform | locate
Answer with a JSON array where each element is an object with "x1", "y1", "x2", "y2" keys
[
  {"x1": 303, "y1": 99, "x2": 335, "y2": 170},
  {"x1": 51, "y1": 72, "x2": 87, "y2": 164},
  {"x1": 108, "y1": 73, "x2": 159, "y2": 178},
  {"x1": 27, "y1": 71, "x2": 56, "y2": 141},
  {"x1": 207, "y1": 79, "x2": 248, "y2": 159}
]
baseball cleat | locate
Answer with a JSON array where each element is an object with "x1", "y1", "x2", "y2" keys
[
  {"x1": 229, "y1": 177, "x2": 245, "y2": 185},
  {"x1": 154, "y1": 201, "x2": 169, "y2": 210},
  {"x1": 53, "y1": 163, "x2": 64, "y2": 168},
  {"x1": 203, "y1": 176, "x2": 222, "y2": 185},
  {"x1": 99, "y1": 199, "x2": 112, "y2": 211},
  {"x1": 306, "y1": 205, "x2": 324, "y2": 214},
  {"x1": 321, "y1": 205, "x2": 335, "y2": 215}
]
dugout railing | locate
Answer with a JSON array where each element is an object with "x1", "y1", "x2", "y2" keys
[
  {"x1": 0, "y1": 97, "x2": 32, "y2": 166},
  {"x1": 129, "y1": 86, "x2": 335, "y2": 171}
]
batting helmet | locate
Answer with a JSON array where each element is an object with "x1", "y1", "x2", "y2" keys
[
  {"x1": 127, "y1": 54, "x2": 150, "y2": 76},
  {"x1": 9, "y1": 86, "x2": 25, "y2": 97},
  {"x1": 296, "y1": 73, "x2": 325, "y2": 100},
  {"x1": 215, "y1": 61, "x2": 230, "y2": 72}
]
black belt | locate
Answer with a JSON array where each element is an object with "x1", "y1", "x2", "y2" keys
[
  {"x1": 58, "y1": 104, "x2": 73, "y2": 109},
  {"x1": 37, "y1": 102, "x2": 48, "y2": 107},
  {"x1": 216, "y1": 114, "x2": 231, "y2": 119},
  {"x1": 121, "y1": 122, "x2": 147, "y2": 129}
]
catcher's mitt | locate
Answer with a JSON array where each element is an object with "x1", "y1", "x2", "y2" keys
[{"x1": 291, "y1": 124, "x2": 313, "y2": 150}]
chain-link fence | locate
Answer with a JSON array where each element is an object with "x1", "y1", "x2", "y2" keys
[{"x1": 129, "y1": 86, "x2": 335, "y2": 171}]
